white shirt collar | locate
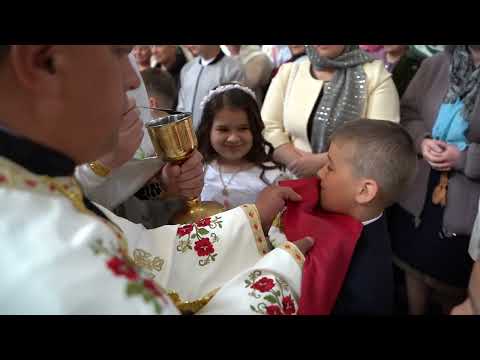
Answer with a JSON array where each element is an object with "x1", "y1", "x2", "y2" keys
[
  {"x1": 362, "y1": 212, "x2": 383, "y2": 226},
  {"x1": 200, "y1": 56, "x2": 215, "y2": 66}
]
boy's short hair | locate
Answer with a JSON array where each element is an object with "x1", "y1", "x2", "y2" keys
[
  {"x1": 140, "y1": 67, "x2": 177, "y2": 107},
  {"x1": 330, "y1": 119, "x2": 417, "y2": 207}
]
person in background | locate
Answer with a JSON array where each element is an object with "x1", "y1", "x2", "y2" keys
[
  {"x1": 184, "y1": 45, "x2": 200, "y2": 58},
  {"x1": 287, "y1": 45, "x2": 307, "y2": 64},
  {"x1": 132, "y1": 45, "x2": 152, "y2": 71},
  {"x1": 176, "y1": 45, "x2": 245, "y2": 129},
  {"x1": 388, "y1": 45, "x2": 480, "y2": 315},
  {"x1": 375, "y1": 45, "x2": 426, "y2": 98},
  {"x1": 151, "y1": 45, "x2": 188, "y2": 101},
  {"x1": 225, "y1": 45, "x2": 274, "y2": 106},
  {"x1": 413, "y1": 45, "x2": 445, "y2": 58},
  {"x1": 141, "y1": 67, "x2": 177, "y2": 109},
  {"x1": 262, "y1": 45, "x2": 400, "y2": 179}
]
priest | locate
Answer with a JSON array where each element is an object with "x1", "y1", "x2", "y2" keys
[{"x1": 0, "y1": 45, "x2": 312, "y2": 315}]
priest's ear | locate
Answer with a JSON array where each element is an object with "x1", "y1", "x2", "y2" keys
[
  {"x1": 354, "y1": 178, "x2": 379, "y2": 205},
  {"x1": 9, "y1": 45, "x2": 62, "y2": 95}
]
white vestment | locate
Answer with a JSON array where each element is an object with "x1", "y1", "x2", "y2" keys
[{"x1": 0, "y1": 156, "x2": 304, "y2": 315}]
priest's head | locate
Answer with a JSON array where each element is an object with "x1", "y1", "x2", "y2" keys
[
  {"x1": 0, "y1": 45, "x2": 140, "y2": 165},
  {"x1": 317, "y1": 119, "x2": 416, "y2": 222}
]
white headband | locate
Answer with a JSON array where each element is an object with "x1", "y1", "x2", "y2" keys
[{"x1": 200, "y1": 83, "x2": 257, "y2": 112}]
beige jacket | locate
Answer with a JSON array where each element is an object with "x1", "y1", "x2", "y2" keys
[{"x1": 261, "y1": 60, "x2": 400, "y2": 152}]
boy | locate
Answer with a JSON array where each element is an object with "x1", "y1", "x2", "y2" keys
[
  {"x1": 141, "y1": 67, "x2": 177, "y2": 110},
  {"x1": 176, "y1": 45, "x2": 245, "y2": 129},
  {"x1": 263, "y1": 119, "x2": 417, "y2": 314}
]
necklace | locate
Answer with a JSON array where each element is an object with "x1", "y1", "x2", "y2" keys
[
  {"x1": 218, "y1": 163, "x2": 243, "y2": 197},
  {"x1": 217, "y1": 162, "x2": 252, "y2": 209}
]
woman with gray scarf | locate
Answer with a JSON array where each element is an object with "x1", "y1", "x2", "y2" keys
[
  {"x1": 262, "y1": 45, "x2": 400, "y2": 178},
  {"x1": 388, "y1": 45, "x2": 480, "y2": 315}
]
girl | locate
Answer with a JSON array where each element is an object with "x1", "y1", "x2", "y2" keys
[{"x1": 198, "y1": 82, "x2": 286, "y2": 209}]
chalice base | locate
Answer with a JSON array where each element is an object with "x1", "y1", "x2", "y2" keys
[{"x1": 171, "y1": 200, "x2": 226, "y2": 224}]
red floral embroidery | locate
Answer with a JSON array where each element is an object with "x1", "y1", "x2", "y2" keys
[
  {"x1": 194, "y1": 238, "x2": 215, "y2": 257},
  {"x1": 0, "y1": 174, "x2": 6, "y2": 183},
  {"x1": 246, "y1": 271, "x2": 298, "y2": 315},
  {"x1": 266, "y1": 305, "x2": 282, "y2": 315},
  {"x1": 24, "y1": 179, "x2": 37, "y2": 188},
  {"x1": 196, "y1": 218, "x2": 211, "y2": 227},
  {"x1": 143, "y1": 279, "x2": 161, "y2": 296},
  {"x1": 251, "y1": 277, "x2": 275, "y2": 293},
  {"x1": 176, "y1": 215, "x2": 222, "y2": 266},
  {"x1": 177, "y1": 224, "x2": 194, "y2": 237},
  {"x1": 107, "y1": 257, "x2": 139, "y2": 281},
  {"x1": 282, "y1": 295, "x2": 296, "y2": 315}
]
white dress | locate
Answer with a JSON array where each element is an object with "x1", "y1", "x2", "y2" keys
[{"x1": 201, "y1": 162, "x2": 287, "y2": 209}]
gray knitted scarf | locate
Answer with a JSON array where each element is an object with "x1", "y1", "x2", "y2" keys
[
  {"x1": 445, "y1": 45, "x2": 480, "y2": 121},
  {"x1": 306, "y1": 45, "x2": 374, "y2": 153}
]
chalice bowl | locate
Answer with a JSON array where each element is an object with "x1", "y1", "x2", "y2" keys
[{"x1": 146, "y1": 109, "x2": 225, "y2": 224}]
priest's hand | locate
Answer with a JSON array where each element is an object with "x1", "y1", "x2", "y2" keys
[
  {"x1": 97, "y1": 97, "x2": 144, "y2": 171},
  {"x1": 159, "y1": 150, "x2": 204, "y2": 199},
  {"x1": 256, "y1": 185, "x2": 302, "y2": 234}
]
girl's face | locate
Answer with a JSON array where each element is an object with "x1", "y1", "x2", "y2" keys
[{"x1": 210, "y1": 107, "x2": 253, "y2": 163}]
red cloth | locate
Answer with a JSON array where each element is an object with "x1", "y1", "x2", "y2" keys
[{"x1": 279, "y1": 178, "x2": 363, "y2": 315}]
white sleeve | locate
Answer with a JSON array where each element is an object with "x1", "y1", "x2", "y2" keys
[{"x1": 77, "y1": 157, "x2": 164, "y2": 210}]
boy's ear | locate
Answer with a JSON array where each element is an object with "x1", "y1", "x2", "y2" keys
[{"x1": 355, "y1": 178, "x2": 378, "y2": 205}]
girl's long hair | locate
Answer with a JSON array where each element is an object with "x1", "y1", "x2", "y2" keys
[{"x1": 197, "y1": 83, "x2": 281, "y2": 185}]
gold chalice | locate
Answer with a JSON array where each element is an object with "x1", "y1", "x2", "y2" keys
[{"x1": 145, "y1": 109, "x2": 225, "y2": 224}]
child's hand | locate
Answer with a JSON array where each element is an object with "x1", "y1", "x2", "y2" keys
[{"x1": 256, "y1": 186, "x2": 302, "y2": 234}]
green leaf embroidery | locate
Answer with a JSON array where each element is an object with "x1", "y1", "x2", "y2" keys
[
  {"x1": 126, "y1": 282, "x2": 143, "y2": 297},
  {"x1": 264, "y1": 295, "x2": 277, "y2": 304},
  {"x1": 197, "y1": 228, "x2": 209, "y2": 236}
]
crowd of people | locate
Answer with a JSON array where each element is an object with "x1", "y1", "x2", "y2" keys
[{"x1": 1, "y1": 44, "x2": 480, "y2": 315}]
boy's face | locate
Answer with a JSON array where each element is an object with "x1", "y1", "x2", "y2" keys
[{"x1": 316, "y1": 141, "x2": 362, "y2": 215}]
